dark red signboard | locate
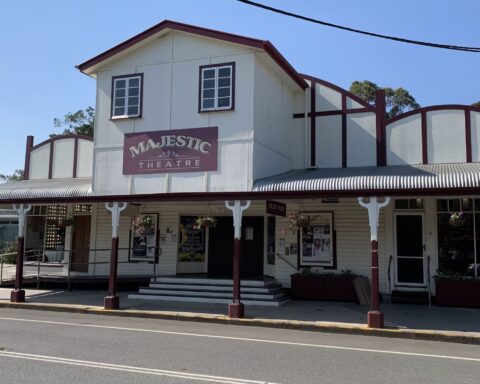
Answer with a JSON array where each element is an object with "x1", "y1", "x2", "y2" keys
[
  {"x1": 123, "y1": 127, "x2": 218, "y2": 174},
  {"x1": 266, "y1": 200, "x2": 286, "y2": 217}
]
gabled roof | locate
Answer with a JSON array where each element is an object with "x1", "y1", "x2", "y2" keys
[{"x1": 76, "y1": 20, "x2": 308, "y2": 89}]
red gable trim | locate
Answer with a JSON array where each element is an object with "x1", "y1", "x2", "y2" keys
[{"x1": 76, "y1": 20, "x2": 308, "y2": 90}]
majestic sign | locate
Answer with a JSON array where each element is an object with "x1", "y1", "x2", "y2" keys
[
  {"x1": 266, "y1": 200, "x2": 286, "y2": 217},
  {"x1": 123, "y1": 127, "x2": 218, "y2": 174}
]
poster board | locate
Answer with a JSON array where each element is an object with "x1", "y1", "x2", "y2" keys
[
  {"x1": 129, "y1": 213, "x2": 158, "y2": 261},
  {"x1": 299, "y1": 212, "x2": 335, "y2": 267}
]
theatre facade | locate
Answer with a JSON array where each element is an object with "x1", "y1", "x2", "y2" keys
[{"x1": 1, "y1": 20, "x2": 480, "y2": 326}]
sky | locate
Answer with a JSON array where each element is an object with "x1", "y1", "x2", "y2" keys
[{"x1": 1, "y1": 0, "x2": 479, "y2": 175}]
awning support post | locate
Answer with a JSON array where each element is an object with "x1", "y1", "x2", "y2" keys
[
  {"x1": 104, "y1": 202, "x2": 127, "y2": 310},
  {"x1": 225, "y1": 200, "x2": 251, "y2": 318},
  {"x1": 11, "y1": 204, "x2": 32, "y2": 303},
  {"x1": 358, "y1": 196, "x2": 390, "y2": 328}
]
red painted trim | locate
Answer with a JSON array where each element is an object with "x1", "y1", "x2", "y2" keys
[
  {"x1": 198, "y1": 62, "x2": 235, "y2": 113},
  {"x1": 76, "y1": 20, "x2": 307, "y2": 90},
  {"x1": 310, "y1": 81, "x2": 316, "y2": 167},
  {"x1": 48, "y1": 141, "x2": 54, "y2": 179},
  {"x1": 4, "y1": 187, "x2": 480, "y2": 206},
  {"x1": 341, "y1": 94, "x2": 347, "y2": 168},
  {"x1": 72, "y1": 137, "x2": 78, "y2": 178},
  {"x1": 23, "y1": 136, "x2": 34, "y2": 180},
  {"x1": 30, "y1": 134, "x2": 93, "y2": 152},
  {"x1": 375, "y1": 90, "x2": 386, "y2": 166},
  {"x1": 110, "y1": 73, "x2": 144, "y2": 119},
  {"x1": 421, "y1": 111, "x2": 428, "y2": 164},
  {"x1": 465, "y1": 109, "x2": 472, "y2": 163},
  {"x1": 300, "y1": 74, "x2": 375, "y2": 112},
  {"x1": 293, "y1": 108, "x2": 371, "y2": 119},
  {"x1": 386, "y1": 104, "x2": 480, "y2": 125}
]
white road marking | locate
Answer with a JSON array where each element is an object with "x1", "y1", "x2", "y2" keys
[
  {"x1": 0, "y1": 351, "x2": 280, "y2": 384},
  {"x1": 0, "y1": 316, "x2": 478, "y2": 363}
]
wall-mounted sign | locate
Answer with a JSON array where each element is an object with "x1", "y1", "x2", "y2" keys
[
  {"x1": 123, "y1": 127, "x2": 218, "y2": 174},
  {"x1": 266, "y1": 200, "x2": 286, "y2": 217}
]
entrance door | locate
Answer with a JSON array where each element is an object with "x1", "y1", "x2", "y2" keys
[
  {"x1": 208, "y1": 216, "x2": 264, "y2": 278},
  {"x1": 394, "y1": 214, "x2": 425, "y2": 286},
  {"x1": 71, "y1": 216, "x2": 91, "y2": 272}
]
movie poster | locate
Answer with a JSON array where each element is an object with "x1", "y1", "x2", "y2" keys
[{"x1": 300, "y1": 213, "x2": 333, "y2": 266}]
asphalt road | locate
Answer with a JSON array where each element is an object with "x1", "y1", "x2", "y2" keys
[{"x1": 0, "y1": 308, "x2": 478, "y2": 384}]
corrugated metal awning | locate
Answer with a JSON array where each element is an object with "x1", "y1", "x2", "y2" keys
[
  {"x1": 253, "y1": 163, "x2": 480, "y2": 193},
  {"x1": 0, "y1": 178, "x2": 92, "y2": 200}
]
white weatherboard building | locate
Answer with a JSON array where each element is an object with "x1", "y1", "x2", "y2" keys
[{"x1": 1, "y1": 21, "x2": 480, "y2": 324}]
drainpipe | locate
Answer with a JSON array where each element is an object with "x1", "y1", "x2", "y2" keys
[
  {"x1": 225, "y1": 200, "x2": 251, "y2": 318},
  {"x1": 104, "y1": 202, "x2": 127, "y2": 309},
  {"x1": 358, "y1": 197, "x2": 390, "y2": 328},
  {"x1": 10, "y1": 204, "x2": 32, "y2": 302}
]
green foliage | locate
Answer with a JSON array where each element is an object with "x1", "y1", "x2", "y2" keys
[
  {"x1": 434, "y1": 270, "x2": 480, "y2": 281},
  {"x1": 349, "y1": 80, "x2": 420, "y2": 119},
  {"x1": 0, "y1": 241, "x2": 18, "y2": 264},
  {"x1": 0, "y1": 169, "x2": 24, "y2": 182},
  {"x1": 51, "y1": 106, "x2": 95, "y2": 138},
  {"x1": 472, "y1": 101, "x2": 480, "y2": 108}
]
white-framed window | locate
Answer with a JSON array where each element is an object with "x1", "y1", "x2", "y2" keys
[
  {"x1": 111, "y1": 74, "x2": 143, "y2": 118},
  {"x1": 199, "y1": 63, "x2": 234, "y2": 112}
]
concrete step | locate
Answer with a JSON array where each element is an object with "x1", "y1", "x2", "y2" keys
[
  {"x1": 138, "y1": 287, "x2": 289, "y2": 300},
  {"x1": 128, "y1": 293, "x2": 290, "y2": 306},
  {"x1": 151, "y1": 276, "x2": 276, "y2": 288},
  {"x1": 148, "y1": 282, "x2": 283, "y2": 293}
]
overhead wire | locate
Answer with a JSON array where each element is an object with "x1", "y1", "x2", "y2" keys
[{"x1": 237, "y1": 0, "x2": 480, "y2": 53}]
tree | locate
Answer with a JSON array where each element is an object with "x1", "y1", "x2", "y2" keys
[
  {"x1": 472, "y1": 101, "x2": 480, "y2": 108},
  {"x1": 51, "y1": 106, "x2": 95, "y2": 137},
  {"x1": 349, "y1": 80, "x2": 420, "y2": 119},
  {"x1": 0, "y1": 169, "x2": 24, "y2": 182}
]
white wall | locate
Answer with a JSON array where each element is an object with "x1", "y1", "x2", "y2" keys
[
  {"x1": 315, "y1": 115, "x2": 342, "y2": 168},
  {"x1": 386, "y1": 114, "x2": 422, "y2": 165},
  {"x1": 93, "y1": 31, "x2": 257, "y2": 195},
  {"x1": 346, "y1": 112, "x2": 377, "y2": 167},
  {"x1": 471, "y1": 111, "x2": 480, "y2": 162},
  {"x1": 427, "y1": 110, "x2": 466, "y2": 164}
]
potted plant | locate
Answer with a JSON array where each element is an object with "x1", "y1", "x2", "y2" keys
[
  {"x1": 285, "y1": 213, "x2": 310, "y2": 233},
  {"x1": 57, "y1": 216, "x2": 74, "y2": 228},
  {"x1": 132, "y1": 215, "x2": 154, "y2": 235},
  {"x1": 434, "y1": 271, "x2": 480, "y2": 307},
  {"x1": 291, "y1": 269, "x2": 360, "y2": 303},
  {"x1": 194, "y1": 216, "x2": 217, "y2": 230},
  {"x1": 449, "y1": 212, "x2": 466, "y2": 227}
]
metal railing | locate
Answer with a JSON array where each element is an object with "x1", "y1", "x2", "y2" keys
[
  {"x1": 387, "y1": 254, "x2": 393, "y2": 304},
  {"x1": 0, "y1": 247, "x2": 162, "y2": 288},
  {"x1": 276, "y1": 253, "x2": 300, "y2": 272}
]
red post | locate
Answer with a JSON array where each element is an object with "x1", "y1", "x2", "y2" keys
[
  {"x1": 228, "y1": 238, "x2": 244, "y2": 318},
  {"x1": 104, "y1": 237, "x2": 120, "y2": 309},
  {"x1": 10, "y1": 236, "x2": 25, "y2": 302},
  {"x1": 375, "y1": 89, "x2": 386, "y2": 166},
  {"x1": 368, "y1": 240, "x2": 384, "y2": 328}
]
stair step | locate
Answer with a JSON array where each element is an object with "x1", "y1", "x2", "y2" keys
[
  {"x1": 138, "y1": 288, "x2": 288, "y2": 300},
  {"x1": 128, "y1": 293, "x2": 290, "y2": 306},
  {"x1": 391, "y1": 290, "x2": 430, "y2": 305},
  {"x1": 151, "y1": 277, "x2": 276, "y2": 287},
  {"x1": 148, "y1": 283, "x2": 282, "y2": 293}
]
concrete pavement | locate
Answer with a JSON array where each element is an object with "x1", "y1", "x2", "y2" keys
[{"x1": 0, "y1": 288, "x2": 479, "y2": 344}]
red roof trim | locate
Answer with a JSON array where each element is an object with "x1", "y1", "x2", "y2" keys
[
  {"x1": 300, "y1": 74, "x2": 375, "y2": 111},
  {"x1": 76, "y1": 20, "x2": 308, "y2": 89},
  {"x1": 30, "y1": 134, "x2": 93, "y2": 152},
  {"x1": 386, "y1": 104, "x2": 480, "y2": 125}
]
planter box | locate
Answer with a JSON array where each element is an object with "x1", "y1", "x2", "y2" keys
[
  {"x1": 435, "y1": 279, "x2": 480, "y2": 308},
  {"x1": 291, "y1": 274, "x2": 358, "y2": 303}
]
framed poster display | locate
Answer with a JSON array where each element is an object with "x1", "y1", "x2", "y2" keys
[
  {"x1": 299, "y1": 212, "x2": 335, "y2": 267},
  {"x1": 178, "y1": 216, "x2": 206, "y2": 262},
  {"x1": 129, "y1": 213, "x2": 159, "y2": 261}
]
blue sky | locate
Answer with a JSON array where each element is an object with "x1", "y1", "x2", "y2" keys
[{"x1": 1, "y1": 0, "x2": 479, "y2": 175}]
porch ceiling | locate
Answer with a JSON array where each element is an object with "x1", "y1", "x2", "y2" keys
[
  {"x1": 0, "y1": 178, "x2": 92, "y2": 200},
  {"x1": 253, "y1": 163, "x2": 480, "y2": 194}
]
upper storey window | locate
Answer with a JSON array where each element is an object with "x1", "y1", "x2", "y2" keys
[
  {"x1": 111, "y1": 74, "x2": 143, "y2": 119},
  {"x1": 199, "y1": 63, "x2": 235, "y2": 112}
]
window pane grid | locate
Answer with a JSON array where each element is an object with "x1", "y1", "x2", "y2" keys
[
  {"x1": 113, "y1": 75, "x2": 141, "y2": 117},
  {"x1": 200, "y1": 65, "x2": 233, "y2": 111}
]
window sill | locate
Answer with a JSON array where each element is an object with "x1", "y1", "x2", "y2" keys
[
  {"x1": 198, "y1": 108, "x2": 234, "y2": 114},
  {"x1": 110, "y1": 115, "x2": 142, "y2": 121}
]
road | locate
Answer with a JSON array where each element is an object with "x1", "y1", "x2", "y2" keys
[{"x1": 0, "y1": 308, "x2": 478, "y2": 384}]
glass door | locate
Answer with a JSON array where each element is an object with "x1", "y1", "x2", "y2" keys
[{"x1": 394, "y1": 213, "x2": 425, "y2": 286}]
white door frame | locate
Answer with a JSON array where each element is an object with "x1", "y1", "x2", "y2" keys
[{"x1": 393, "y1": 211, "x2": 426, "y2": 288}]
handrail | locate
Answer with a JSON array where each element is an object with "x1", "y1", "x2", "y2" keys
[
  {"x1": 276, "y1": 253, "x2": 300, "y2": 272},
  {"x1": 387, "y1": 255, "x2": 393, "y2": 304},
  {"x1": 427, "y1": 255, "x2": 432, "y2": 306}
]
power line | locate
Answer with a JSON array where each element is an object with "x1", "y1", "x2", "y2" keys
[{"x1": 237, "y1": 0, "x2": 480, "y2": 53}]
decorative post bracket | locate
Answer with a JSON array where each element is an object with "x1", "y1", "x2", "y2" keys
[
  {"x1": 105, "y1": 202, "x2": 127, "y2": 238},
  {"x1": 225, "y1": 200, "x2": 251, "y2": 239},
  {"x1": 13, "y1": 204, "x2": 32, "y2": 237},
  {"x1": 357, "y1": 197, "x2": 390, "y2": 241}
]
